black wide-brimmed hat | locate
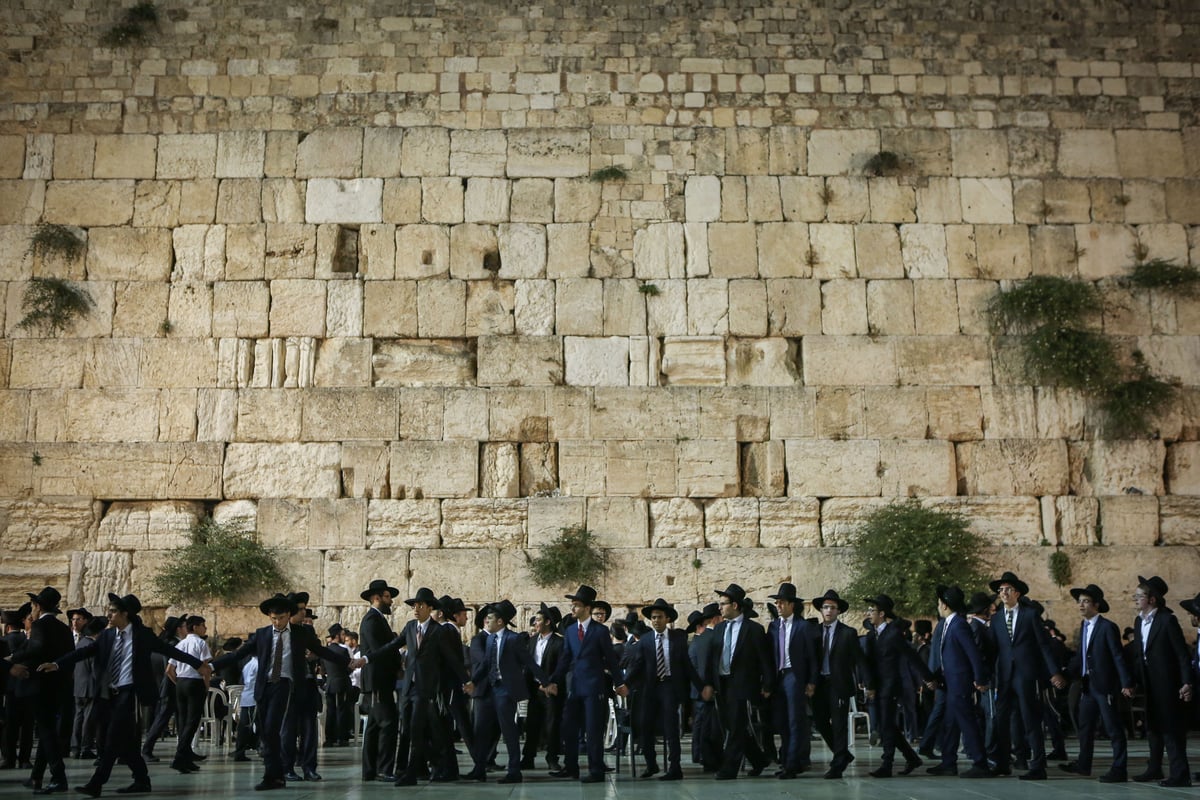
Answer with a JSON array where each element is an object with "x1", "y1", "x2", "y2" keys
[
  {"x1": 743, "y1": 599, "x2": 759, "y2": 619},
  {"x1": 1, "y1": 607, "x2": 28, "y2": 627},
  {"x1": 565, "y1": 585, "x2": 598, "y2": 606},
  {"x1": 701, "y1": 602, "x2": 720, "y2": 620},
  {"x1": 989, "y1": 571, "x2": 1030, "y2": 596},
  {"x1": 360, "y1": 579, "x2": 401, "y2": 602},
  {"x1": 485, "y1": 599, "x2": 518, "y2": 625},
  {"x1": 936, "y1": 585, "x2": 967, "y2": 613},
  {"x1": 438, "y1": 596, "x2": 467, "y2": 616},
  {"x1": 67, "y1": 607, "x2": 93, "y2": 621},
  {"x1": 631, "y1": 620, "x2": 651, "y2": 637},
  {"x1": 913, "y1": 619, "x2": 933, "y2": 636},
  {"x1": 83, "y1": 617, "x2": 107, "y2": 637},
  {"x1": 405, "y1": 587, "x2": 440, "y2": 608},
  {"x1": 812, "y1": 589, "x2": 849, "y2": 613},
  {"x1": 328, "y1": 623, "x2": 343, "y2": 636},
  {"x1": 967, "y1": 592, "x2": 996, "y2": 616},
  {"x1": 222, "y1": 637, "x2": 243, "y2": 650},
  {"x1": 107, "y1": 593, "x2": 142, "y2": 616},
  {"x1": 537, "y1": 602, "x2": 563, "y2": 626},
  {"x1": 769, "y1": 582, "x2": 803, "y2": 603},
  {"x1": 1138, "y1": 575, "x2": 1169, "y2": 601},
  {"x1": 26, "y1": 586, "x2": 62, "y2": 614},
  {"x1": 593, "y1": 600, "x2": 612, "y2": 618},
  {"x1": 288, "y1": 591, "x2": 310, "y2": 606},
  {"x1": 641, "y1": 597, "x2": 679, "y2": 622},
  {"x1": 715, "y1": 583, "x2": 747, "y2": 605},
  {"x1": 305, "y1": 608, "x2": 318, "y2": 621},
  {"x1": 863, "y1": 594, "x2": 896, "y2": 618},
  {"x1": 1070, "y1": 584, "x2": 1111, "y2": 614},
  {"x1": 1027, "y1": 598, "x2": 1045, "y2": 617},
  {"x1": 684, "y1": 609, "x2": 705, "y2": 633},
  {"x1": 260, "y1": 593, "x2": 299, "y2": 616},
  {"x1": 1180, "y1": 592, "x2": 1200, "y2": 618}
]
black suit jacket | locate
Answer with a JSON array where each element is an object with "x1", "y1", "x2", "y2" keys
[
  {"x1": 865, "y1": 622, "x2": 932, "y2": 698},
  {"x1": 399, "y1": 619, "x2": 468, "y2": 700},
  {"x1": 213, "y1": 623, "x2": 350, "y2": 705},
  {"x1": 1066, "y1": 615, "x2": 1132, "y2": 696},
  {"x1": 1132, "y1": 608, "x2": 1192, "y2": 721},
  {"x1": 323, "y1": 642, "x2": 352, "y2": 694},
  {"x1": 627, "y1": 628, "x2": 703, "y2": 701},
  {"x1": 706, "y1": 617, "x2": 771, "y2": 701},
  {"x1": 814, "y1": 620, "x2": 871, "y2": 698},
  {"x1": 358, "y1": 607, "x2": 400, "y2": 694},
  {"x1": 766, "y1": 615, "x2": 819, "y2": 688},
  {"x1": 526, "y1": 632, "x2": 563, "y2": 693},
  {"x1": 56, "y1": 621, "x2": 202, "y2": 707},
  {"x1": 471, "y1": 628, "x2": 548, "y2": 702},
  {"x1": 992, "y1": 601, "x2": 1059, "y2": 687},
  {"x1": 13, "y1": 613, "x2": 74, "y2": 697},
  {"x1": 72, "y1": 636, "x2": 98, "y2": 699}
]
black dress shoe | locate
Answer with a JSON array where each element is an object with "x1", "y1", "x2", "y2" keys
[
  {"x1": 659, "y1": 771, "x2": 682, "y2": 781},
  {"x1": 869, "y1": 767, "x2": 893, "y2": 778},
  {"x1": 901, "y1": 758, "x2": 922, "y2": 775},
  {"x1": 1059, "y1": 762, "x2": 1089, "y2": 776},
  {"x1": 1046, "y1": 749, "x2": 1068, "y2": 761},
  {"x1": 747, "y1": 762, "x2": 768, "y2": 777},
  {"x1": 169, "y1": 761, "x2": 198, "y2": 774},
  {"x1": 79, "y1": 752, "x2": 97, "y2": 761},
  {"x1": 376, "y1": 774, "x2": 396, "y2": 782},
  {"x1": 253, "y1": 778, "x2": 286, "y2": 791},
  {"x1": 580, "y1": 774, "x2": 604, "y2": 783},
  {"x1": 1160, "y1": 777, "x2": 1193, "y2": 787},
  {"x1": 76, "y1": 785, "x2": 102, "y2": 798},
  {"x1": 1098, "y1": 772, "x2": 1127, "y2": 783},
  {"x1": 549, "y1": 768, "x2": 579, "y2": 779},
  {"x1": 21, "y1": 778, "x2": 40, "y2": 789},
  {"x1": 465, "y1": 768, "x2": 486, "y2": 782},
  {"x1": 232, "y1": 754, "x2": 250, "y2": 762},
  {"x1": 917, "y1": 748, "x2": 937, "y2": 760},
  {"x1": 823, "y1": 768, "x2": 844, "y2": 779},
  {"x1": 1133, "y1": 770, "x2": 1164, "y2": 782},
  {"x1": 639, "y1": 766, "x2": 660, "y2": 778},
  {"x1": 777, "y1": 770, "x2": 798, "y2": 779},
  {"x1": 188, "y1": 753, "x2": 207, "y2": 761},
  {"x1": 926, "y1": 764, "x2": 957, "y2": 776},
  {"x1": 960, "y1": 765, "x2": 992, "y2": 779},
  {"x1": 497, "y1": 774, "x2": 522, "y2": 784},
  {"x1": 34, "y1": 783, "x2": 68, "y2": 795},
  {"x1": 393, "y1": 775, "x2": 417, "y2": 786},
  {"x1": 284, "y1": 772, "x2": 303, "y2": 782},
  {"x1": 1019, "y1": 768, "x2": 1047, "y2": 781},
  {"x1": 303, "y1": 770, "x2": 321, "y2": 781},
  {"x1": 519, "y1": 759, "x2": 535, "y2": 769},
  {"x1": 114, "y1": 782, "x2": 151, "y2": 795},
  {"x1": 715, "y1": 772, "x2": 737, "y2": 780}
]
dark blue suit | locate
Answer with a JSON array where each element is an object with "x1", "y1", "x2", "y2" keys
[
  {"x1": 626, "y1": 628, "x2": 702, "y2": 774},
  {"x1": 865, "y1": 622, "x2": 932, "y2": 768},
  {"x1": 991, "y1": 602, "x2": 1060, "y2": 772},
  {"x1": 1066, "y1": 615, "x2": 1131, "y2": 775},
  {"x1": 470, "y1": 628, "x2": 548, "y2": 776},
  {"x1": 550, "y1": 620, "x2": 623, "y2": 778},
  {"x1": 936, "y1": 614, "x2": 986, "y2": 768},
  {"x1": 765, "y1": 615, "x2": 818, "y2": 772},
  {"x1": 1133, "y1": 608, "x2": 1193, "y2": 783}
]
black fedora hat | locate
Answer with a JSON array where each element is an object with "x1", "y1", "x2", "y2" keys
[
  {"x1": 863, "y1": 593, "x2": 896, "y2": 618},
  {"x1": 438, "y1": 596, "x2": 467, "y2": 616},
  {"x1": 641, "y1": 598, "x2": 678, "y2": 622},
  {"x1": 715, "y1": 583, "x2": 747, "y2": 605},
  {"x1": 161, "y1": 615, "x2": 183, "y2": 634},
  {"x1": 67, "y1": 607, "x2": 93, "y2": 621},
  {"x1": 537, "y1": 602, "x2": 563, "y2": 626},
  {"x1": 288, "y1": 591, "x2": 310, "y2": 606},
  {"x1": 1180, "y1": 592, "x2": 1200, "y2": 619},
  {"x1": 260, "y1": 592, "x2": 299, "y2": 616},
  {"x1": 684, "y1": 609, "x2": 705, "y2": 633},
  {"x1": 989, "y1": 571, "x2": 1030, "y2": 596},
  {"x1": 743, "y1": 598, "x2": 759, "y2": 619},
  {"x1": 222, "y1": 637, "x2": 243, "y2": 651},
  {"x1": 593, "y1": 600, "x2": 612, "y2": 619},
  {"x1": 701, "y1": 602, "x2": 720, "y2": 620},
  {"x1": 565, "y1": 585, "x2": 598, "y2": 606},
  {"x1": 328, "y1": 623, "x2": 344, "y2": 637},
  {"x1": 26, "y1": 586, "x2": 62, "y2": 614},
  {"x1": 82, "y1": 617, "x2": 107, "y2": 637},
  {"x1": 812, "y1": 589, "x2": 849, "y2": 613},
  {"x1": 1, "y1": 607, "x2": 28, "y2": 627},
  {"x1": 107, "y1": 593, "x2": 142, "y2": 616},
  {"x1": 1070, "y1": 584, "x2": 1111, "y2": 614},
  {"x1": 936, "y1": 585, "x2": 967, "y2": 613},
  {"x1": 305, "y1": 608, "x2": 318, "y2": 621},
  {"x1": 768, "y1": 582, "x2": 802, "y2": 602},
  {"x1": 360, "y1": 579, "x2": 401, "y2": 602},
  {"x1": 913, "y1": 619, "x2": 933, "y2": 636},
  {"x1": 486, "y1": 599, "x2": 518, "y2": 625},
  {"x1": 967, "y1": 592, "x2": 995, "y2": 616},
  {"x1": 1027, "y1": 598, "x2": 1045, "y2": 617},
  {"x1": 405, "y1": 587, "x2": 440, "y2": 608},
  {"x1": 630, "y1": 620, "x2": 651, "y2": 637},
  {"x1": 1137, "y1": 575, "x2": 1169, "y2": 600}
]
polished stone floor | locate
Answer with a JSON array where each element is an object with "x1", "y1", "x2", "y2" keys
[{"x1": 5, "y1": 737, "x2": 1193, "y2": 798}]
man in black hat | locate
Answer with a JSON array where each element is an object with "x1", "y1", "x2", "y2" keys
[
  {"x1": 280, "y1": 593, "x2": 325, "y2": 782},
  {"x1": 323, "y1": 624, "x2": 353, "y2": 747},
  {"x1": 808, "y1": 589, "x2": 870, "y2": 778},
  {"x1": 8, "y1": 587, "x2": 75, "y2": 794},
  {"x1": 1059, "y1": 584, "x2": 1131, "y2": 782},
  {"x1": 688, "y1": 602, "x2": 722, "y2": 772},
  {"x1": 66, "y1": 609, "x2": 96, "y2": 760},
  {"x1": 987, "y1": 571, "x2": 1064, "y2": 780},
  {"x1": 862, "y1": 594, "x2": 934, "y2": 778},
  {"x1": 356, "y1": 578, "x2": 402, "y2": 782},
  {"x1": 704, "y1": 583, "x2": 771, "y2": 780},
  {"x1": 1131, "y1": 575, "x2": 1193, "y2": 786},
  {"x1": 547, "y1": 585, "x2": 628, "y2": 783},
  {"x1": 466, "y1": 600, "x2": 550, "y2": 783},
  {"x1": 926, "y1": 586, "x2": 990, "y2": 778},
  {"x1": 211, "y1": 593, "x2": 352, "y2": 791},
  {"x1": 521, "y1": 603, "x2": 563, "y2": 771},
  {"x1": 765, "y1": 583, "x2": 817, "y2": 778},
  {"x1": 434, "y1": 595, "x2": 473, "y2": 781},
  {"x1": 141, "y1": 616, "x2": 186, "y2": 763},
  {"x1": 1, "y1": 605, "x2": 34, "y2": 770},
  {"x1": 37, "y1": 593, "x2": 211, "y2": 797}
]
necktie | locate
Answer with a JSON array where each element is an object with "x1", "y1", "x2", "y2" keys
[
  {"x1": 417, "y1": 623, "x2": 424, "y2": 649},
  {"x1": 778, "y1": 620, "x2": 787, "y2": 670},
  {"x1": 1006, "y1": 608, "x2": 1014, "y2": 640},
  {"x1": 822, "y1": 624, "x2": 834, "y2": 674},
  {"x1": 577, "y1": 623, "x2": 584, "y2": 643},
  {"x1": 110, "y1": 629, "x2": 125, "y2": 688},
  {"x1": 656, "y1": 633, "x2": 667, "y2": 679},
  {"x1": 270, "y1": 628, "x2": 283, "y2": 682},
  {"x1": 720, "y1": 622, "x2": 733, "y2": 675},
  {"x1": 1081, "y1": 620, "x2": 1088, "y2": 676},
  {"x1": 489, "y1": 633, "x2": 502, "y2": 684}
]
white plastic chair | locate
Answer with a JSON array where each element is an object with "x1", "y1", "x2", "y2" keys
[
  {"x1": 196, "y1": 686, "x2": 229, "y2": 751},
  {"x1": 225, "y1": 685, "x2": 244, "y2": 748},
  {"x1": 847, "y1": 693, "x2": 871, "y2": 754}
]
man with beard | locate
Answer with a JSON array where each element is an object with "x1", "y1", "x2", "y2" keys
[{"x1": 357, "y1": 579, "x2": 402, "y2": 783}]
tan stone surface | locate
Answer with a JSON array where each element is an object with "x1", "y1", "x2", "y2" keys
[
  {"x1": 0, "y1": 497, "x2": 101, "y2": 553},
  {"x1": 649, "y1": 498, "x2": 705, "y2": 548},
  {"x1": 322, "y1": 548, "x2": 409, "y2": 606},
  {"x1": 300, "y1": 388, "x2": 398, "y2": 441},
  {"x1": 389, "y1": 440, "x2": 478, "y2": 499},
  {"x1": 786, "y1": 440, "x2": 881, "y2": 497},
  {"x1": 32, "y1": 443, "x2": 222, "y2": 499},
  {"x1": 224, "y1": 442, "x2": 342, "y2": 499},
  {"x1": 94, "y1": 500, "x2": 203, "y2": 551},
  {"x1": 957, "y1": 440, "x2": 1069, "y2": 496},
  {"x1": 43, "y1": 180, "x2": 133, "y2": 227},
  {"x1": 1068, "y1": 441, "x2": 1165, "y2": 497},
  {"x1": 604, "y1": 547, "x2": 698, "y2": 605},
  {"x1": 441, "y1": 499, "x2": 526, "y2": 548},
  {"x1": 703, "y1": 498, "x2": 760, "y2": 548},
  {"x1": 477, "y1": 335, "x2": 562, "y2": 386},
  {"x1": 408, "y1": 548, "x2": 496, "y2": 601},
  {"x1": 1160, "y1": 497, "x2": 1200, "y2": 546},
  {"x1": 526, "y1": 496, "x2": 586, "y2": 547}
]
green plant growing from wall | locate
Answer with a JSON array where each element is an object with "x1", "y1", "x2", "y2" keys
[
  {"x1": 638, "y1": 283, "x2": 661, "y2": 296},
  {"x1": 151, "y1": 516, "x2": 286, "y2": 606},
  {"x1": 101, "y1": 1, "x2": 157, "y2": 47},
  {"x1": 28, "y1": 224, "x2": 85, "y2": 261},
  {"x1": 1125, "y1": 258, "x2": 1200, "y2": 298},
  {"x1": 1048, "y1": 550, "x2": 1072, "y2": 587},
  {"x1": 864, "y1": 150, "x2": 904, "y2": 177},
  {"x1": 845, "y1": 500, "x2": 989, "y2": 618},
  {"x1": 1100, "y1": 352, "x2": 1177, "y2": 439},
  {"x1": 590, "y1": 165, "x2": 628, "y2": 183},
  {"x1": 18, "y1": 278, "x2": 95, "y2": 336},
  {"x1": 525, "y1": 525, "x2": 606, "y2": 588}
]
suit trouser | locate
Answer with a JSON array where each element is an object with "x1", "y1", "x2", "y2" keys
[
  {"x1": 86, "y1": 688, "x2": 149, "y2": 788},
  {"x1": 1075, "y1": 683, "x2": 1127, "y2": 774},
  {"x1": 281, "y1": 678, "x2": 318, "y2": 773},
  {"x1": 29, "y1": 687, "x2": 69, "y2": 784},
  {"x1": 71, "y1": 696, "x2": 96, "y2": 754},
  {"x1": 811, "y1": 678, "x2": 850, "y2": 767},
  {"x1": 173, "y1": 678, "x2": 206, "y2": 761},
  {"x1": 993, "y1": 678, "x2": 1045, "y2": 770},
  {"x1": 258, "y1": 679, "x2": 293, "y2": 782},
  {"x1": 1145, "y1": 695, "x2": 1190, "y2": 783},
  {"x1": 323, "y1": 689, "x2": 352, "y2": 743},
  {"x1": 141, "y1": 683, "x2": 175, "y2": 755},
  {"x1": 472, "y1": 684, "x2": 522, "y2": 775},
  {"x1": 691, "y1": 699, "x2": 721, "y2": 768},
  {"x1": 521, "y1": 687, "x2": 561, "y2": 764},
  {"x1": 772, "y1": 669, "x2": 812, "y2": 770},
  {"x1": 234, "y1": 704, "x2": 257, "y2": 755},
  {"x1": 939, "y1": 683, "x2": 986, "y2": 768},
  {"x1": 361, "y1": 688, "x2": 397, "y2": 779},
  {"x1": 400, "y1": 695, "x2": 450, "y2": 780},
  {"x1": 714, "y1": 678, "x2": 767, "y2": 777},
  {"x1": 2, "y1": 692, "x2": 34, "y2": 763},
  {"x1": 919, "y1": 688, "x2": 946, "y2": 753},
  {"x1": 559, "y1": 691, "x2": 608, "y2": 777},
  {"x1": 874, "y1": 693, "x2": 920, "y2": 767},
  {"x1": 640, "y1": 681, "x2": 683, "y2": 772}
]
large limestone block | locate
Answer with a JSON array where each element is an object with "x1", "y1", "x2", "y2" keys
[
  {"x1": 43, "y1": 180, "x2": 133, "y2": 226},
  {"x1": 33, "y1": 443, "x2": 222, "y2": 499},
  {"x1": 365, "y1": 499, "x2": 441, "y2": 548},
  {"x1": 1097, "y1": 495, "x2": 1158, "y2": 546},
  {"x1": 0, "y1": 497, "x2": 101, "y2": 553},
  {"x1": 441, "y1": 499, "x2": 526, "y2": 548},
  {"x1": 326, "y1": 281, "x2": 363, "y2": 338},
  {"x1": 255, "y1": 498, "x2": 365, "y2": 550},
  {"x1": 758, "y1": 498, "x2": 821, "y2": 547},
  {"x1": 821, "y1": 279, "x2": 868, "y2": 334},
  {"x1": 157, "y1": 135, "x2": 217, "y2": 179},
  {"x1": 465, "y1": 281, "x2": 515, "y2": 337},
  {"x1": 313, "y1": 337, "x2": 371, "y2": 388},
  {"x1": 166, "y1": 282, "x2": 213, "y2": 337},
  {"x1": 880, "y1": 440, "x2": 957, "y2": 496},
  {"x1": 398, "y1": 128, "x2": 449, "y2": 177},
  {"x1": 215, "y1": 179, "x2": 262, "y2": 224},
  {"x1": 216, "y1": 130, "x2": 265, "y2": 178},
  {"x1": 322, "y1": 548, "x2": 409, "y2": 606},
  {"x1": 363, "y1": 281, "x2": 417, "y2": 338},
  {"x1": 590, "y1": 387, "x2": 696, "y2": 442},
  {"x1": 813, "y1": 385, "x2": 864, "y2": 439},
  {"x1": 726, "y1": 338, "x2": 800, "y2": 386},
  {"x1": 951, "y1": 129, "x2": 1009, "y2": 177},
  {"x1": 449, "y1": 130, "x2": 506, "y2": 177},
  {"x1": 603, "y1": 439, "x2": 676, "y2": 497},
  {"x1": 296, "y1": 129, "x2": 362, "y2": 178},
  {"x1": 520, "y1": 442, "x2": 558, "y2": 496},
  {"x1": 708, "y1": 223, "x2": 758, "y2": 278},
  {"x1": 564, "y1": 337, "x2": 628, "y2": 386},
  {"x1": 660, "y1": 337, "x2": 724, "y2": 386},
  {"x1": 703, "y1": 498, "x2": 759, "y2": 547},
  {"x1": 525, "y1": 496, "x2": 586, "y2": 547},
  {"x1": 373, "y1": 340, "x2": 474, "y2": 386},
  {"x1": 678, "y1": 440, "x2": 739, "y2": 497},
  {"x1": 300, "y1": 388, "x2": 398, "y2": 441},
  {"x1": 981, "y1": 386, "x2": 1037, "y2": 439},
  {"x1": 546, "y1": 223, "x2": 589, "y2": 280},
  {"x1": 802, "y1": 336, "x2": 897, "y2": 386},
  {"x1": 746, "y1": 176, "x2": 783, "y2": 222},
  {"x1": 395, "y1": 225, "x2": 450, "y2": 278},
  {"x1": 632, "y1": 223, "x2": 686, "y2": 279},
  {"x1": 0, "y1": 137, "x2": 25, "y2": 179},
  {"x1": 138, "y1": 338, "x2": 217, "y2": 388},
  {"x1": 649, "y1": 498, "x2": 704, "y2": 548},
  {"x1": 766, "y1": 279, "x2": 821, "y2": 335},
  {"x1": 421, "y1": 177, "x2": 465, "y2": 224},
  {"x1": 236, "y1": 389, "x2": 299, "y2": 442},
  {"x1": 477, "y1": 335, "x2": 562, "y2": 386},
  {"x1": 697, "y1": 388, "x2": 769, "y2": 442},
  {"x1": 1161, "y1": 497, "x2": 1200, "y2": 545},
  {"x1": 583, "y1": 497, "x2": 648, "y2": 548},
  {"x1": 305, "y1": 178, "x2": 383, "y2": 223},
  {"x1": 758, "y1": 223, "x2": 810, "y2": 278},
  {"x1": 1057, "y1": 130, "x2": 1119, "y2": 178},
  {"x1": 398, "y1": 387, "x2": 446, "y2": 441},
  {"x1": 269, "y1": 280, "x2": 326, "y2": 337},
  {"x1": 786, "y1": 440, "x2": 882, "y2": 497},
  {"x1": 685, "y1": 176, "x2": 720, "y2": 223},
  {"x1": 262, "y1": 179, "x2": 306, "y2": 224},
  {"x1": 338, "y1": 442, "x2": 391, "y2": 501},
  {"x1": 695, "y1": 548, "x2": 791, "y2": 604},
  {"x1": 807, "y1": 130, "x2": 879, "y2": 176},
  {"x1": 9, "y1": 339, "x2": 85, "y2": 388},
  {"x1": 742, "y1": 440, "x2": 787, "y2": 497},
  {"x1": 645, "y1": 280, "x2": 687, "y2": 336},
  {"x1": 224, "y1": 224, "x2": 266, "y2": 280},
  {"x1": 93, "y1": 135, "x2": 156, "y2": 179},
  {"x1": 976, "y1": 225, "x2": 1031, "y2": 279},
  {"x1": 604, "y1": 547, "x2": 699, "y2": 605},
  {"x1": 94, "y1": 501, "x2": 202, "y2": 551},
  {"x1": 603, "y1": 280, "x2": 646, "y2": 336},
  {"x1": 688, "y1": 279, "x2": 729, "y2": 335},
  {"x1": 1073, "y1": 225, "x2": 1136, "y2": 281},
  {"x1": 507, "y1": 129, "x2": 588, "y2": 178},
  {"x1": 930, "y1": 497, "x2": 1046, "y2": 546},
  {"x1": 171, "y1": 224, "x2": 226, "y2": 282},
  {"x1": 224, "y1": 443, "x2": 342, "y2": 499},
  {"x1": 555, "y1": 279, "x2": 602, "y2": 335},
  {"x1": 864, "y1": 387, "x2": 928, "y2": 439},
  {"x1": 361, "y1": 128, "x2": 404, "y2": 178},
  {"x1": 897, "y1": 336, "x2": 992, "y2": 386},
  {"x1": 1068, "y1": 440, "x2": 1165, "y2": 496},
  {"x1": 68, "y1": 551, "x2": 131, "y2": 611},
  {"x1": 1041, "y1": 496, "x2": 1099, "y2": 546},
  {"x1": 912, "y1": 280, "x2": 959, "y2": 335},
  {"x1": 815, "y1": 497, "x2": 893, "y2": 546},
  {"x1": 498, "y1": 223, "x2": 546, "y2": 279},
  {"x1": 1167, "y1": 442, "x2": 1200, "y2": 495},
  {"x1": 463, "y1": 178, "x2": 510, "y2": 224},
  {"x1": 449, "y1": 224, "x2": 498, "y2": 280},
  {"x1": 554, "y1": 178, "x2": 601, "y2": 223},
  {"x1": 509, "y1": 178, "x2": 554, "y2": 224},
  {"x1": 866, "y1": 280, "x2": 915, "y2": 335},
  {"x1": 961, "y1": 178, "x2": 1014, "y2": 224},
  {"x1": 481, "y1": 442, "x2": 520, "y2": 498},
  {"x1": 408, "y1": 548, "x2": 496, "y2": 601},
  {"x1": 45, "y1": 388, "x2": 161, "y2": 443},
  {"x1": 0, "y1": 444, "x2": 33, "y2": 496},
  {"x1": 957, "y1": 440, "x2": 1069, "y2": 495},
  {"x1": 390, "y1": 440, "x2": 477, "y2": 498},
  {"x1": 900, "y1": 224, "x2": 949, "y2": 278},
  {"x1": 855, "y1": 224, "x2": 904, "y2": 279}
]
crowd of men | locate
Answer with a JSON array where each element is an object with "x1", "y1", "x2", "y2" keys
[{"x1": 1, "y1": 571, "x2": 1199, "y2": 794}]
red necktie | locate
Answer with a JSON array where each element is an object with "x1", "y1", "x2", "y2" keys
[{"x1": 577, "y1": 624, "x2": 584, "y2": 643}]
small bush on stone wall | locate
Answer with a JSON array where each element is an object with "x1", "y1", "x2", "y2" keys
[
  {"x1": 152, "y1": 516, "x2": 286, "y2": 606},
  {"x1": 1100, "y1": 354, "x2": 1177, "y2": 439},
  {"x1": 1048, "y1": 550, "x2": 1072, "y2": 587},
  {"x1": 845, "y1": 500, "x2": 988, "y2": 618},
  {"x1": 526, "y1": 525, "x2": 606, "y2": 589},
  {"x1": 18, "y1": 277, "x2": 94, "y2": 336},
  {"x1": 28, "y1": 223, "x2": 85, "y2": 261},
  {"x1": 101, "y1": 2, "x2": 157, "y2": 47},
  {"x1": 1125, "y1": 258, "x2": 1200, "y2": 297}
]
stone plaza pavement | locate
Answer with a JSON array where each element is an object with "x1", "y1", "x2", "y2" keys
[{"x1": 9, "y1": 737, "x2": 1190, "y2": 799}]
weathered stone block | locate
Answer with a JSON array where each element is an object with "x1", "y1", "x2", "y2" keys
[
  {"x1": 786, "y1": 440, "x2": 882, "y2": 497},
  {"x1": 555, "y1": 279, "x2": 602, "y2": 335},
  {"x1": 525, "y1": 497, "x2": 585, "y2": 547},
  {"x1": 157, "y1": 135, "x2": 217, "y2": 179},
  {"x1": 564, "y1": 337, "x2": 628, "y2": 387},
  {"x1": 1068, "y1": 440, "x2": 1165, "y2": 496},
  {"x1": 632, "y1": 223, "x2": 686, "y2": 279},
  {"x1": 603, "y1": 439, "x2": 676, "y2": 497},
  {"x1": 1167, "y1": 442, "x2": 1200, "y2": 495},
  {"x1": 440, "y1": 499, "x2": 525, "y2": 548},
  {"x1": 701, "y1": 498, "x2": 758, "y2": 547},
  {"x1": 296, "y1": 128, "x2": 362, "y2": 178},
  {"x1": 362, "y1": 281, "x2": 417, "y2": 338},
  {"x1": 604, "y1": 547, "x2": 698, "y2": 605},
  {"x1": 1160, "y1": 497, "x2": 1200, "y2": 545},
  {"x1": 726, "y1": 338, "x2": 800, "y2": 386},
  {"x1": 897, "y1": 336, "x2": 992, "y2": 386},
  {"x1": 215, "y1": 130, "x2": 265, "y2": 178},
  {"x1": 1057, "y1": 130, "x2": 1119, "y2": 178},
  {"x1": 373, "y1": 339, "x2": 474, "y2": 387},
  {"x1": 507, "y1": 129, "x2": 588, "y2": 178},
  {"x1": 306, "y1": 178, "x2": 383, "y2": 223},
  {"x1": 498, "y1": 223, "x2": 546, "y2": 278},
  {"x1": 880, "y1": 440, "x2": 956, "y2": 496},
  {"x1": 300, "y1": 388, "x2": 398, "y2": 441},
  {"x1": 480, "y1": 442, "x2": 520, "y2": 498},
  {"x1": 363, "y1": 128, "x2": 405, "y2": 178},
  {"x1": 1041, "y1": 496, "x2": 1099, "y2": 546},
  {"x1": 94, "y1": 499, "x2": 201, "y2": 551},
  {"x1": 269, "y1": 280, "x2": 326, "y2": 337},
  {"x1": 807, "y1": 129, "x2": 879, "y2": 176},
  {"x1": 957, "y1": 440, "x2": 1068, "y2": 495},
  {"x1": 708, "y1": 223, "x2": 758, "y2": 278},
  {"x1": 322, "y1": 548, "x2": 409, "y2": 606},
  {"x1": 802, "y1": 336, "x2": 897, "y2": 386},
  {"x1": 694, "y1": 547, "x2": 791, "y2": 604},
  {"x1": 477, "y1": 335, "x2": 562, "y2": 386},
  {"x1": 685, "y1": 176, "x2": 720, "y2": 223},
  {"x1": 33, "y1": 443, "x2": 222, "y2": 499},
  {"x1": 678, "y1": 439, "x2": 739, "y2": 497},
  {"x1": 519, "y1": 442, "x2": 557, "y2": 496},
  {"x1": 960, "y1": 178, "x2": 1014, "y2": 224},
  {"x1": 809, "y1": 224, "x2": 857, "y2": 279},
  {"x1": 43, "y1": 180, "x2": 133, "y2": 226},
  {"x1": 399, "y1": 128, "x2": 449, "y2": 177},
  {"x1": 554, "y1": 178, "x2": 602, "y2": 223},
  {"x1": 586, "y1": 497, "x2": 649, "y2": 547},
  {"x1": 660, "y1": 337, "x2": 724, "y2": 385},
  {"x1": 449, "y1": 129, "x2": 506, "y2": 177},
  {"x1": 416, "y1": 279, "x2": 466, "y2": 337},
  {"x1": 224, "y1": 442, "x2": 340, "y2": 498},
  {"x1": 0, "y1": 497, "x2": 101, "y2": 554},
  {"x1": 1097, "y1": 495, "x2": 1158, "y2": 546},
  {"x1": 390, "y1": 440, "x2": 477, "y2": 498},
  {"x1": 649, "y1": 498, "x2": 704, "y2": 548},
  {"x1": 93, "y1": 135, "x2": 156, "y2": 179}
]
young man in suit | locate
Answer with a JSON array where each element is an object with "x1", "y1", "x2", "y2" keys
[
  {"x1": 356, "y1": 578, "x2": 401, "y2": 783},
  {"x1": 988, "y1": 571, "x2": 1066, "y2": 781},
  {"x1": 8, "y1": 586, "x2": 75, "y2": 794},
  {"x1": 67, "y1": 608, "x2": 97, "y2": 760},
  {"x1": 38, "y1": 593, "x2": 211, "y2": 797},
  {"x1": 765, "y1": 583, "x2": 817, "y2": 779},
  {"x1": 211, "y1": 593, "x2": 353, "y2": 792},
  {"x1": 547, "y1": 585, "x2": 628, "y2": 783},
  {"x1": 862, "y1": 594, "x2": 934, "y2": 778},
  {"x1": 1131, "y1": 575, "x2": 1193, "y2": 787},
  {"x1": 926, "y1": 585, "x2": 990, "y2": 778},
  {"x1": 1059, "y1": 584, "x2": 1132, "y2": 782},
  {"x1": 322, "y1": 624, "x2": 353, "y2": 747},
  {"x1": 810, "y1": 589, "x2": 870, "y2": 779},
  {"x1": 466, "y1": 599, "x2": 549, "y2": 783},
  {"x1": 625, "y1": 598, "x2": 702, "y2": 781},
  {"x1": 703, "y1": 583, "x2": 771, "y2": 781},
  {"x1": 1, "y1": 606, "x2": 33, "y2": 770},
  {"x1": 688, "y1": 603, "x2": 723, "y2": 772},
  {"x1": 520, "y1": 603, "x2": 563, "y2": 771},
  {"x1": 434, "y1": 595, "x2": 472, "y2": 781}
]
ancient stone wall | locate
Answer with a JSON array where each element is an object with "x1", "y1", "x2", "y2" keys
[{"x1": 1, "y1": 0, "x2": 1199, "y2": 634}]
